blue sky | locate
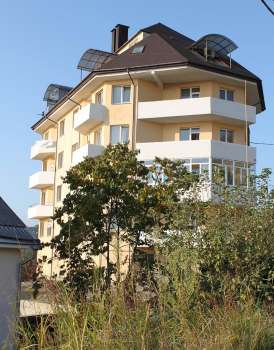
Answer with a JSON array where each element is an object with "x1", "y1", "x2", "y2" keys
[{"x1": 0, "y1": 0, "x2": 273, "y2": 225}]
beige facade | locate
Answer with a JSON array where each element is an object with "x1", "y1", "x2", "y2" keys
[{"x1": 29, "y1": 24, "x2": 264, "y2": 278}]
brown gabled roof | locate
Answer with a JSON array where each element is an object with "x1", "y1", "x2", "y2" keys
[{"x1": 32, "y1": 23, "x2": 265, "y2": 130}]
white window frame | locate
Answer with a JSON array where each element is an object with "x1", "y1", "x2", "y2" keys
[
  {"x1": 179, "y1": 127, "x2": 200, "y2": 141},
  {"x1": 56, "y1": 185, "x2": 62, "y2": 202},
  {"x1": 112, "y1": 86, "x2": 131, "y2": 104},
  {"x1": 219, "y1": 88, "x2": 234, "y2": 101},
  {"x1": 181, "y1": 87, "x2": 200, "y2": 99},
  {"x1": 220, "y1": 128, "x2": 234, "y2": 143},
  {"x1": 110, "y1": 125, "x2": 129, "y2": 145},
  {"x1": 47, "y1": 220, "x2": 52, "y2": 237},
  {"x1": 71, "y1": 142, "x2": 79, "y2": 161},
  {"x1": 59, "y1": 119, "x2": 65, "y2": 137},
  {"x1": 95, "y1": 89, "x2": 103, "y2": 104},
  {"x1": 57, "y1": 151, "x2": 64, "y2": 169}
]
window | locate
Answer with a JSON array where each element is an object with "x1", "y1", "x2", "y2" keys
[
  {"x1": 47, "y1": 220, "x2": 52, "y2": 237},
  {"x1": 180, "y1": 128, "x2": 200, "y2": 141},
  {"x1": 73, "y1": 109, "x2": 79, "y2": 128},
  {"x1": 59, "y1": 120, "x2": 65, "y2": 136},
  {"x1": 56, "y1": 185, "x2": 62, "y2": 202},
  {"x1": 41, "y1": 191, "x2": 46, "y2": 205},
  {"x1": 219, "y1": 89, "x2": 234, "y2": 101},
  {"x1": 110, "y1": 125, "x2": 129, "y2": 144},
  {"x1": 132, "y1": 45, "x2": 145, "y2": 54},
  {"x1": 39, "y1": 222, "x2": 44, "y2": 237},
  {"x1": 94, "y1": 128, "x2": 102, "y2": 145},
  {"x1": 95, "y1": 90, "x2": 103, "y2": 104},
  {"x1": 181, "y1": 87, "x2": 200, "y2": 99},
  {"x1": 220, "y1": 129, "x2": 234, "y2": 143},
  {"x1": 57, "y1": 151, "x2": 64, "y2": 169},
  {"x1": 71, "y1": 143, "x2": 79, "y2": 161},
  {"x1": 112, "y1": 86, "x2": 131, "y2": 104}
]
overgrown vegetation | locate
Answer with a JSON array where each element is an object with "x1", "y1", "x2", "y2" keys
[{"x1": 23, "y1": 145, "x2": 274, "y2": 349}]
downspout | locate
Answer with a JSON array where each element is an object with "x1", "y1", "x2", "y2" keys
[
  {"x1": 127, "y1": 69, "x2": 137, "y2": 150},
  {"x1": 44, "y1": 117, "x2": 58, "y2": 279}
]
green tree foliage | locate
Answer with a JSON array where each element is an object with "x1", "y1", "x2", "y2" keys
[
  {"x1": 51, "y1": 144, "x2": 196, "y2": 294},
  {"x1": 161, "y1": 169, "x2": 274, "y2": 303}
]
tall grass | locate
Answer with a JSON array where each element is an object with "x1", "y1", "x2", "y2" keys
[{"x1": 17, "y1": 264, "x2": 274, "y2": 349}]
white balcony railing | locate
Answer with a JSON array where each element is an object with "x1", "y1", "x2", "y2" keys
[
  {"x1": 31, "y1": 140, "x2": 56, "y2": 160},
  {"x1": 29, "y1": 171, "x2": 54, "y2": 189},
  {"x1": 74, "y1": 103, "x2": 108, "y2": 135},
  {"x1": 72, "y1": 144, "x2": 105, "y2": 166},
  {"x1": 138, "y1": 97, "x2": 256, "y2": 124},
  {"x1": 136, "y1": 140, "x2": 256, "y2": 164},
  {"x1": 28, "y1": 204, "x2": 53, "y2": 220}
]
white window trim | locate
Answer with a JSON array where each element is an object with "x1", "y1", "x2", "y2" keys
[
  {"x1": 220, "y1": 128, "x2": 234, "y2": 143},
  {"x1": 181, "y1": 87, "x2": 200, "y2": 98},
  {"x1": 95, "y1": 89, "x2": 103, "y2": 104},
  {"x1": 59, "y1": 119, "x2": 65, "y2": 137},
  {"x1": 219, "y1": 88, "x2": 234, "y2": 101},
  {"x1": 56, "y1": 185, "x2": 62, "y2": 202},
  {"x1": 110, "y1": 124, "x2": 129, "y2": 145},
  {"x1": 112, "y1": 85, "x2": 131, "y2": 105},
  {"x1": 180, "y1": 127, "x2": 200, "y2": 141}
]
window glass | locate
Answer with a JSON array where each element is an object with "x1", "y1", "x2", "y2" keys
[
  {"x1": 180, "y1": 128, "x2": 190, "y2": 141},
  {"x1": 192, "y1": 164, "x2": 200, "y2": 174},
  {"x1": 57, "y1": 185, "x2": 62, "y2": 202},
  {"x1": 94, "y1": 128, "x2": 102, "y2": 145},
  {"x1": 191, "y1": 128, "x2": 200, "y2": 140},
  {"x1": 47, "y1": 221, "x2": 52, "y2": 237},
  {"x1": 95, "y1": 90, "x2": 103, "y2": 104},
  {"x1": 60, "y1": 120, "x2": 65, "y2": 137},
  {"x1": 132, "y1": 45, "x2": 145, "y2": 54},
  {"x1": 121, "y1": 126, "x2": 129, "y2": 144},
  {"x1": 181, "y1": 88, "x2": 190, "y2": 99},
  {"x1": 39, "y1": 222, "x2": 44, "y2": 237},
  {"x1": 241, "y1": 168, "x2": 247, "y2": 186},
  {"x1": 219, "y1": 89, "x2": 226, "y2": 100},
  {"x1": 41, "y1": 192, "x2": 46, "y2": 205},
  {"x1": 227, "y1": 130, "x2": 234, "y2": 143},
  {"x1": 58, "y1": 152, "x2": 64, "y2": 169},
  {"x1": 235, "y1": 167, "x2": 241, "y2": 186},
  {"x1": 227, "y1": 90, "x2": 234, "y2": 101},
  {"x1": 110, "y1": 125, "x2": 120, "y2": 144},
  {"x1": 123, "y1": 86, "x2": 131, "y2": 103},
  {"x1": 201, "y1": 164, "x2": 209, "y2": 174},
  {"x1": 226, "y1": 165, "x2": 234, "y2": 185},
  {"x1": 112, "y1": 86, "x2": 122, "y2": 104},
  {"x1": 71, "y1": 143, "x2": 79, "y2": 161},
  {"x1": 220, "y1": 129, "x2": 226, "y2": 142},
  {"x1": 191, "y1": 87, "x2": 200, "y2": 98}
]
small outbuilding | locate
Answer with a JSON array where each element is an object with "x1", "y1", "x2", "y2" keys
[{"x1": 0, "y1": 197, "x2": 39, "y2": 349}]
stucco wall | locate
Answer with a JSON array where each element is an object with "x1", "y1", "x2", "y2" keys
[{"x1": 0, "y1": 248, "x2": 20, "y2": 349}]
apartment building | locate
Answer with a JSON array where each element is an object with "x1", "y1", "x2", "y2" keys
[{"x1": 28, "y1": 23, "x2": 265, "y2": 277}]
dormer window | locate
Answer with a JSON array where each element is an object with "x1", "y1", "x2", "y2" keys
[
  {"x1": 132, "y1": 45, "x2": 145, "y2": 54},
  {"x1": 181, "y1": 87, "x2": 200, "y2": 99}
]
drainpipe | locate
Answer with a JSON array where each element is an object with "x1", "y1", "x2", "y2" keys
[
  {"x1": 43, "y1": 117, "x2": 58, "y2": 279},
  {"x1": 127, "y1": 69, "x2": 137, "y2": 150}
]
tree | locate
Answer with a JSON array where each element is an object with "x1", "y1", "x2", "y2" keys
[{"x1": 50, "y1": 144, "x2": 197, "y2": 295}]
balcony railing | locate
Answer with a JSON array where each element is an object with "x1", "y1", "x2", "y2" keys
[
  {"x1": 28, "y1": 204, "x2": 53, "y2": 220},
  {"x1": 136, "y1": 140, "x2": 256, "y2": 164},
  {"x1": 31, "y1": 140, "x2": 56, "y2": 160},
  {"x1": 138, "y1": 97, "x2": 256, "y2": 124},
  {"x1": 74, "y1": 103, "x2": 108, "y2": 135},
  {"x1": 72, "y1": 144, "x2": 105, "y2": 166},
  {"x1": 29, "y1": 171, "x2": 54, "y2": 189}
]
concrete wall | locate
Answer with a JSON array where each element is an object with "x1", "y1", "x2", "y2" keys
[{"x1": 0, "y1": 248, "x2": 20, "y2": 349}]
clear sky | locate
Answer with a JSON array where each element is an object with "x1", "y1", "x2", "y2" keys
[{"x1": 0, "y1": 0, "x2": 273, "y2": 225}]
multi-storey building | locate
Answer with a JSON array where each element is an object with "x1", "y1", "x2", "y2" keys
[{"x1": 28, "y1": 23, "x2": 265, "y2": 277}]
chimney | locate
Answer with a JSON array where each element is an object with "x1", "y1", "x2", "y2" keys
[{"x1": 111, "y1": 24, "x2": 129, "y2": 52}]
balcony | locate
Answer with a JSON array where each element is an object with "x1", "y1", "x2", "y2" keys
[
  {"x1": 28, "y1": 204, "x2": 53, "y2": 220},
  {"x1": 72, "y1": 144, "x2": 105, "y2": 166},
  {"x1": 138, "y1": 97, "x2": 256, "y2": 124},
  {"x1": 74, "y1": 103, "x2": 108, "y2": 134},
  {"x1": 29, "y1": 171, "x2": 54, "y2": 189},
  {"x1": 137, "y1": 140, "x2": 256, "y2": 164},
  {"x1": 31, "y1": 140, "x2": 56, "y2": 160}
]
